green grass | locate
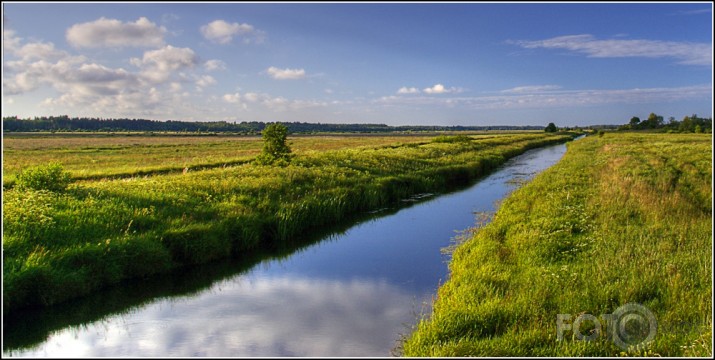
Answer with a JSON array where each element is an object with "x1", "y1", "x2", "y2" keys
[
  {"x1": 402, "y1": 133, "x2": 712, "y2": 357},
  {"x1": 2, "y1": 134, "x2": 441, "y2": 186},
  {"x1": 2, "y1": 132, "x2": 576, "y2": 312}
]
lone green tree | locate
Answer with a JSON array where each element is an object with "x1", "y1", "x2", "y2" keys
[
  {"x1": 544, "y1": 122, "x2": 558, "y2": 133},
  {"x1": 256, "y1": 123, "x2": 292, "y2": 165}
]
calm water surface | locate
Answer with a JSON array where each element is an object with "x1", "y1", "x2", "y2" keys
[{"x1": 4, "y1": 142, "x2": 570, "y2": 357}]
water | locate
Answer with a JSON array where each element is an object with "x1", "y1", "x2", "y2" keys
[{"x1": 3, "y1": 142, "x2": 570, "y2": 357}]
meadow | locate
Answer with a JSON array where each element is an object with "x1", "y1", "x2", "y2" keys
[
  {"x1": 402, "y1": 133, "x2": 712, "y2": 356},
  {"x1": 2, "y1": 133, "x2": 442, "y2": 185},
  {"x1": 2, "y1": 131, "x2": 575, "y2": 312}
]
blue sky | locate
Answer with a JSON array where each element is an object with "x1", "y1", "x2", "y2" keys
[{"x1": 2, "y1": 2, "x2": 712, "y2": 126}]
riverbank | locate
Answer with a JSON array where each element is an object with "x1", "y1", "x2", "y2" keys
[
  {"x1": 3, "y1": 133, "x2": 576, "y2": 312},
  {"x1": 402, "y1": 133, "x2": 712, "y2": 356}
]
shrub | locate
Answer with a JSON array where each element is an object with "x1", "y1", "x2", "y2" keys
[
  {"x1": 255, "y1": 123, "x2": 293, "y2": 165},
  {"x1": 15, "y1": 163, "x2": 71, "y2": 192}
]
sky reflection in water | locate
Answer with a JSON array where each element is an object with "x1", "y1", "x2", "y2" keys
[{"x1": 5, "y1": 143, "x2": 568, "y2": 357}]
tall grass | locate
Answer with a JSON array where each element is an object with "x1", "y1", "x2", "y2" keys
[
  {"x1": 402, "y1": 133, "x2": 711, "y2": 356},
  {"x1": 3, "y1": 133, "x2": 575, "y2": 312}
]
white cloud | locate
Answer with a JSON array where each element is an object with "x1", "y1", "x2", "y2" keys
[
  {"x1": 4, "y1": 28, "x2": 210, "y2": 118},
  {"x1": 200, "y1": 20, "x2": 262, "y2": 44},
  {"x1": 243, "y1": 92, "x2": 261, "y2": 103},
  {"x1": 266, "y1": 66, "x2": 306, "y2": 80},
  {"x1": 423, "y1": 84, "x2": 462, "y2": 94},
  {"x1": 221, "y1": 90, "x2": 327, "y2": 112},
  {"x1": 501, "y1": 85, "x2": 562, "y2": 94},
  {"x1": 10, "y1": 275, "x2": 423, "y2": 357},
  {"x1": 376, "y1": 85, "x2": 712, "y2": 110},
  {"x1": 66, "y1": 17, "x2": 165, "y2": 48},
  {"x1": 204, "y1": 59, "x2": 226, "y2": 71},
  {"x1": 510, "y1": 34, "x2": 712, "y2": 66},
  {"x1": 196, "y1": 75, "x2": 216, "y2": 89},
  {"x1": 3, "y1": 29, "x2": 22, "y2": 53},
  {"x1": 397, "y1": 87, "x2": 420, "y2": 94},
  {"x1": 131, "y1": 45, "x2": 199, "y2": 83},
  {"x1": 223, "y1": 92, "x2": 241, "y2": 103}
]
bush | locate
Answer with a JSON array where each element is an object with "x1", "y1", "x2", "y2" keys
[
  {"x1": 255, "y1": 123, "x2": 293, "y2": 165},
  {"x1": 15, "y1": 163, "x2": 71, "y2": 192}
]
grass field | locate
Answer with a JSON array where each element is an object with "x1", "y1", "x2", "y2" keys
[
  {"x1": 2, "y1": 131, "x2": 575, "y2": 312},
  {"x1": 2, "y1": 134, "x2": 446, "y2": 185},
  {"x1": 402, "y1": 133, "x2": 712, "y2": 356}
]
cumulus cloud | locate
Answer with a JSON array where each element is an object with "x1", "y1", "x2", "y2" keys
[
  {"x1": 10, "y1": 275, "x2": 422, "y2": 357},
  {"x1": 510, "y1": 34, "x2": 712, "y2": 66},
  {"x1": 200, "y1": 20, "x2": 263, "y2": 44},
  {"x1": 196, "y1": 75, "x2": 216, "y2": 89},
  {"x1": 4, "y1": 28, "x2": 210, "y2": 118},
  {"x1": 130, "y1": 45, "x2": 199, "y2": 83},
  {"x1": 66, "y1": 17, "x2": 165, "y2": 48},
  {"x1": 397, "y1": 87, "x2": 420, "y2": 94},
  {"x1": 3, "y1": 29, "x2": 22, "y2": 53},
  {"x1": 204, "y1": 59, "x2": 226, "y2": 71},
  {"x1": 266, "y1": 66, "x2": 306, "y2": 80},
  {"x1": 223, "y1": 92, "x2": 241, "y2": 103},
  {"x1": 423, "y1": 84, "x2": 462, "y2": 94}
]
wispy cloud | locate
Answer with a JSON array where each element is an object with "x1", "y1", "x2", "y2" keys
[
  {"x1": 266, "y1": 66, "x2": 306, "y2": 80},
  {"x1": 66, "y1": 17, "x2": 166, "y2": 48},
  {"x1": 672, "y1": 8, "x2": 711, "y2": 16},
  {"x1": 377, "y1": 85, "x2": 712, "y2": 110},
  {"x1": 222, "y1": 90, "x2": 327, "y2": 111},
  {"x1": 501, "y1": 85, "x2": 562, "y2": 94},
  {"x1": 509, "y1": 34, "x2": 711, "y2": 66}
]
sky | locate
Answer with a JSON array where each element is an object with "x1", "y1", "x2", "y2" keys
[{"x1": 2, "y1": 2, "x2": 713, "y2": 127}]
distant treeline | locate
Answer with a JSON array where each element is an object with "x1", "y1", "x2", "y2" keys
[
  {"x1": 618, "y1": 113, "x2": 712, "y2": 133},
  {"x1": 2, "y1": 115, "x2": 548, "y2": 134}
]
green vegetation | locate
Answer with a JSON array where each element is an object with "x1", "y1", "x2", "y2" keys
[
  {"x1": 619, "y1": 112, "x2": 712, "y2": 133},
  {"x1": 403, "y1": 133, "x2": 712, "y2": 356},
  {"x1": 2, "y1": 132, "x2": 576, "y2": 312},
  {"x1": 255, "y1": 123, "x2": 293, "y2": 165},
  {"x1": 2, "y1": 134, "x2": 440, "y2": 187},
  {"x1": 431, "y1": 134, "x2": 473, "y2": 143},
  {"x1": 544, "y1": 122, "x2": 558, "y2": 133},
  {"x1": 15, "y1": 163, "x2": 71, "y2": 192}
]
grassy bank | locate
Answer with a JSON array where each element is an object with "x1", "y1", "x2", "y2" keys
[
  {"x1": 402, "y1": 133, "x2": 712, "y2": 356},
  {"x1": 3, "y1": 132, "x2": 575, "y2": 312}
]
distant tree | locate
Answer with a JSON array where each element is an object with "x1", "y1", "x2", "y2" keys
[
  {"x1": 255, "y1": 123, "x2": 292, "y2": 165},
  {"x1": 644, "y1": 113, "x2": 664, "y2": 129},
  {"x1": 629, "y1": 116, "x2": 641, "y2": 129},
  {"x1": 544, "y1": 122, "x2": 558, "y2": 133},
  {"x1": 679, "y1": 116, "x2": 694, "y2": 132}
]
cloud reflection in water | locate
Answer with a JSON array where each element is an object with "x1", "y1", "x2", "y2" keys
[{"x1": 9, "y1": 274, "x2": 430, "y2": 357}]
